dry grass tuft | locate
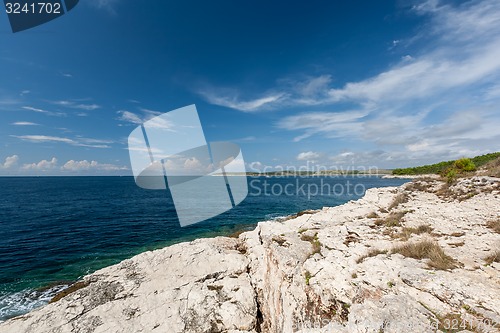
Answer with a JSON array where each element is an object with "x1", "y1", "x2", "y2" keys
[
  {"x1": 356, "y1": 249, "x2": 388, "y2": 264},
  {"x1": 272, "y1": 236, "x2": 287, "y2": 246},
  {"x1": 301, "y1": 233, "x2": 322, "y2": 256},
  {"x1": 481, "y1": 156, "x2": 500, "y2": 177},
  {"x1": 394, "y1": 225, "x2": 434, "y2": 241},
  {"x1": 388, "y1": 193, "x2": 409, "y2": 211},
  {"x1": 484, "y1": 250, "x2": 500, "y2": 265},
  {"x1": 405, "y1": 180, "x2": 435, "y2": 192},
  {"x1": 283, "y1": 209, "x2": 320, "y2": 221},
  {"x1": 486, "y1": 219, "x2": 500, "y2": 234},
  {"x1": 375, "y1": 211, "x2": 408, "y2": 227},
  {"x1": 392, "y1": 240, "x2": 458, "y2": 270},
  {"x1": 366, "y1": 211, "x2": 379, "y2": 219}
]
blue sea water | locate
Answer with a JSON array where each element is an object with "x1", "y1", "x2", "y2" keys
[{"x1": 0, "y1": 176, "x2": 408, "y2": 321}]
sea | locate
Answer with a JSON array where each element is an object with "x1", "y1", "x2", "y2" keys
[{"x1": 0, "y1": 175, "x2": 408, "y2": 321}]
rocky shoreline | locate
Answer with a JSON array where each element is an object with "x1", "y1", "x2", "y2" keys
[{"x1": 1, "y1": 176, "x2": 499, "y2": 333}]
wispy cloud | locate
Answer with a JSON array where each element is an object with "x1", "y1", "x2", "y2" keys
[
  {"x1": 198, "y1": 89, "x2": 287, "y2": 112},
  {"x1": 12, "y1": 121, "x2": 40, "y2": 126},
  {"x1": 22, "y1": 106, "x2": 66, "y2": 117},
  {"x1": 51, "y1": 100, "x2": 101, "y2": 110},
  {"x1": 139, "y1": 108, "x2": 162, "y2": 116},
  {"x1": 278, "y1": 110, "x2": 369, "y2": 142},
  {"x1": 13, "y1": 135, "x2": 75, "y2": 144},
  {"x1": 117, "y1": 110, "x2": 142, "y2": 124},
  {"x1": 12, "y1": 135, "x2": 113, "y2": 149},
  {"x1": 117, "y1": 109, "x2": 174, "y2": 129}
]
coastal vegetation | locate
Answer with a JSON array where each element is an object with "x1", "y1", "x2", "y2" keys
[
  {"x1": 391, "y1": 240, "x2": 458, "y2": 270},
  {"x1": 301, "y1": 233, "x2": 322, "y2": 256},
  {"x1": 486, "y1": 219, "x2": 500, "y2": 234},
  {"x1": 392, "y1": 152, "x2": 500, "y2": 176},
  {"x1": 485, "y1": 250, "x2": 500, "y2": 265},
  {"x1": 355, "y1": 248, "x2": 388, "y2": 264},
  {"x1": 393, "y1": 225, "x2": 434, "y2": 241}
]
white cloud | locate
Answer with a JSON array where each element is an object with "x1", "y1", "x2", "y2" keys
[
  {"x1": 14, "y1": 158, "x2": 127, "y2": 173},
  {"x1": 14, "y1": 135, "x2": 74, "y2": 144},
  {"x1": 296, "y1": 75, "x2": 332, "y2": 97},
  {"x1": 12, "y1": 121, "x2": 39, "y2": 126},
  {"x1": 22, "y1": 157, "x2": 58, "y2": 170},
  {"x1": 162, "y1": 155, "x2": 213, "y2": 175},
  {"x1": 22, "y1": 106, "x2": 46, "y2": 113},
  {"x1": 117, "y1": 110, "x2": 142, "y2": 124},
  {"x1": 22, "y1": 106, "x2": 66, "y2": 117},
  {"x1": 296, "y1": 151, "x2": 321, "y2": 162},
  {"x1": 326, "y1": 41, "x2": 500, "y2": 103},
  {"x1": 61, "y1": 160, "x2": 127, "y2": 171},
  {"x1": 198, "y1": 75, "x2": 338, "y2": 111},
  {"x1": 139, "y1": 108, "x2": 162, "y2": 116},
  {"x1": 144, "y1": 115, "x2": 174, "y2": 130},
  {"x1": 0, "y1": 155, "x2": 19, "y2": 169},
  {"x1": 184, "y1": 157, "x2": 203, "y2": 170},
  {"x1": 52, "y1": 101, "x2": 100, "y2": 110},
  {"x1": 62, "y1": 160, "x2": 97, "y2": 170},
  {"x1": 117, "y1": 109, "x2": 174, "y2": 129},
  {"x1": 198, "y1": 89, "x2": 286, "y2": 112},
  {"x1": 12, "y1": 135, "x2": 112, "y2": 149},
  {"x1": 401, "y1": 55, "x2": 414, "y2": 62},
  {"x1": 278, "y1": 110, "x2": 369, "y2": 142}
]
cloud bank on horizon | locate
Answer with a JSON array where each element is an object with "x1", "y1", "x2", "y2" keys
[{"x1": 1, "y1": 0, "x2": 499, "y2": 175}]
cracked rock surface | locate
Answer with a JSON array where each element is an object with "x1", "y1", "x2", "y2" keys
[{"x1": 1, "y1": 177, "x2": 499, "y2": 332}]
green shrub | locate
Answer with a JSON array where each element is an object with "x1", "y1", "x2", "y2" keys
[
  {"x1": 454, "y1": 158, "x2": 476, "y2": 172},
  {"x1": 445, "y1": 168, "x2": 457, "y2": 184},
  {"x1": 305, "y1": 271, "x2": 312, "y2": 285}
]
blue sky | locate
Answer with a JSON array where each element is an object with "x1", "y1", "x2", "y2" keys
[{"x1": 1, "y1": 0, "x2": 499, "y2": 175}]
